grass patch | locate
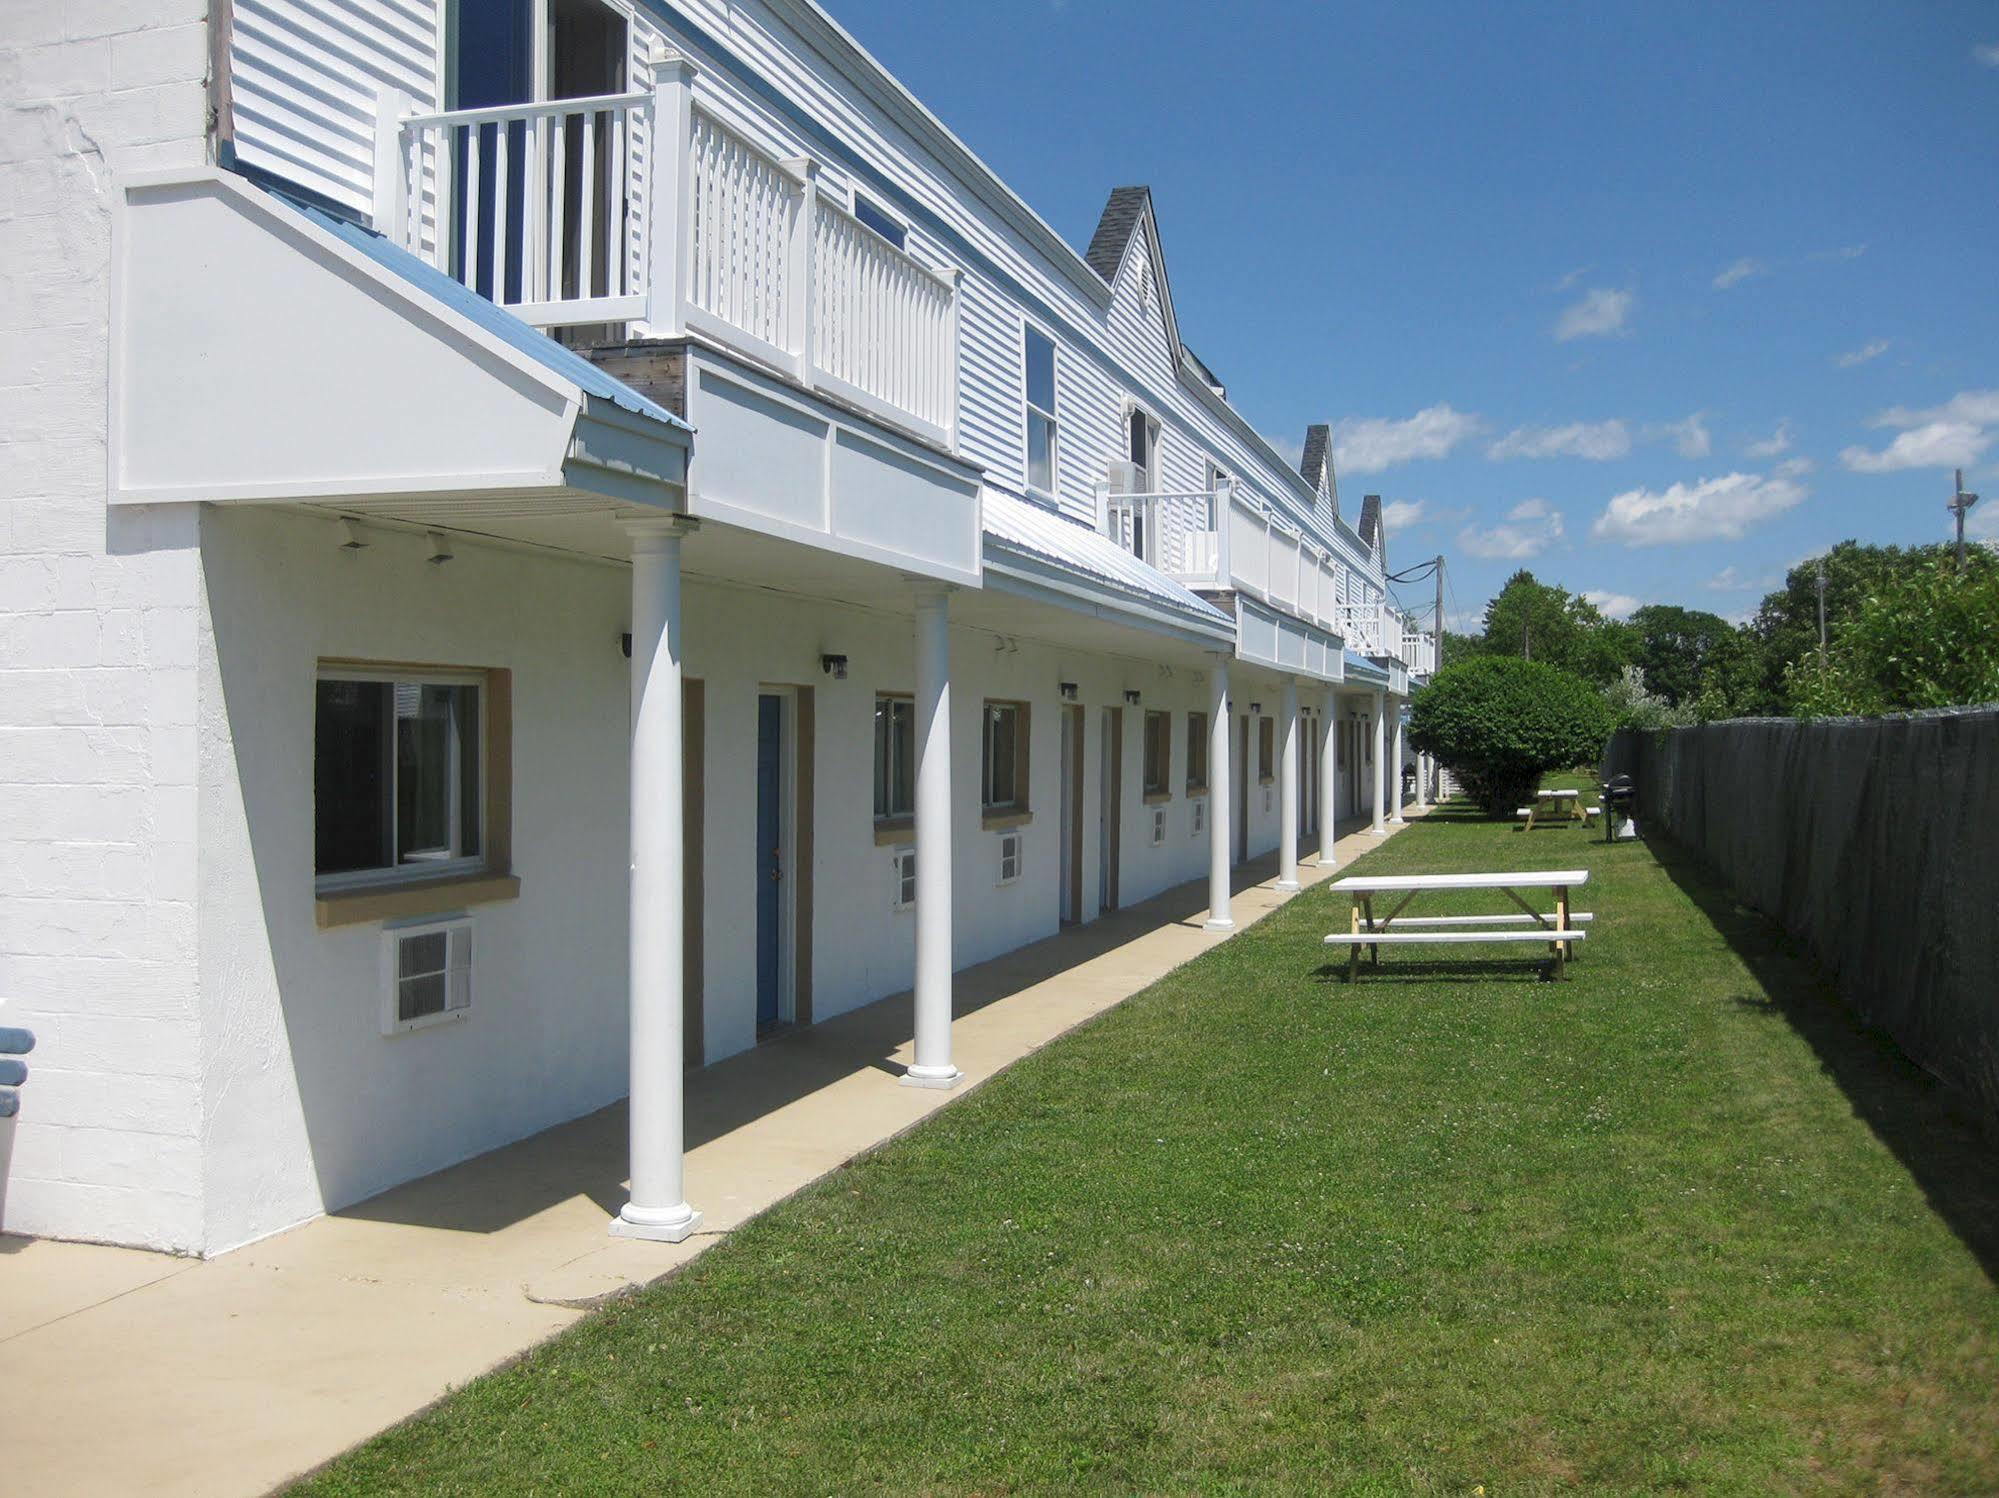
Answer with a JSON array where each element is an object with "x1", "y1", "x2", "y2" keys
[{"x1": 298, "y1": 781, "x2": 1999, "y2": 1495}]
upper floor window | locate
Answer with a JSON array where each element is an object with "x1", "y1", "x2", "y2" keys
[
  {"x1": 874, "y1": 694, "x2": 915, "y2": 822},
  {"x1": 1024, "y1": 326, "x2": 1058, "y2": 499},
  {"x1": 1128, "y1": 408, "x2": 1160, "y2": 492},
  {"x1": 982, "y1": 701, "x2": 1028, "y2": 812},
  {"x1": 1204, "y1": 459, "x2": 1230, "y2": 529},
  {"x1": 315, "y1": 668, "x2": 486, "y2": 888},
  {"x1": 853, "y1": 192, "x2": 907, "y2": 250}
]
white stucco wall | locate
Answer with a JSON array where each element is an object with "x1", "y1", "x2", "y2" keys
[{"x1": 0, "y1": 0, "x2": 212, "y2": 1251}]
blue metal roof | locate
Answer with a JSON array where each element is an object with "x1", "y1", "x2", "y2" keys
[
  {"x1": 983, "y1": 490, "x2": 1233, "y2": 629},
  {"x1": 1343, "y1": 649, "x2": 1390, "y2": 684},
  {"x1": 269, "y1": 190, "x2": 691, "y2": 434}
]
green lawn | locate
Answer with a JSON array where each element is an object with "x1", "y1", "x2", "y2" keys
[{"x1": 299, "y1": 783, "x2": 1999, "y2": 1495}]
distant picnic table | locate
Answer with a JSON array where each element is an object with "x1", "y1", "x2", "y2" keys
[
  {"x1": 1518, "y1": 788, "x2": 1598, "y2": 831},
  {"x1": 1324, "y1": 869, "x2": 1591, "y2": 981}
]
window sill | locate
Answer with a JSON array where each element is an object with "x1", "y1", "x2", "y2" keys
[
  {"x1": 981, "y1": 809, "x2": 1032, "y2": 831},
  {"x1": 1142, "y1": 790, "x2": 1173, "y2": 806},
  {"x1": 1185, "y1": 784, "x2": 1209, "y2": 799},
  {"x1": 873, "y1": 817, "x2": 915, "y2": 848},
  {"x1": 316, "y1": 872, "x2": 521, "y2": 930},
  {"x1": 1259, "y1": 776, "x2": 1275, "y2": 787}
]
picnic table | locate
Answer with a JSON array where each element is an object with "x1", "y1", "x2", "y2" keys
[
  {"x1": 1324, "y1": 869, "x2": 1591, "y2": 981},
  {"x1": 1517, "y1": 788, "x2": 1599, "y2": 830}
]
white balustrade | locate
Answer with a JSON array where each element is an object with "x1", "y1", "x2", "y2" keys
[
  {"x1": 683, "y1": 109, "x2": 801, "y2": 359},
  {"x1": 392, "y1": 91, "x2": 651, "y2": 328},
  {"x1": 811, "y1": 194, "x2": 958, "y2": 439}
]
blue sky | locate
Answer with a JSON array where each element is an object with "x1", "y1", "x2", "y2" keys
[{"x1": 826, "y1": 0, "x2": 1999, "y2": 628}]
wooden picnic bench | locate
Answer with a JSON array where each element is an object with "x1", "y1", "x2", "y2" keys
[
  {"x1": 1515, "y1": 788, "x2": 1601, "y2": 830},
  {"x1": 1324, "y1": 869, "x2": 1591, "y2": 981}
]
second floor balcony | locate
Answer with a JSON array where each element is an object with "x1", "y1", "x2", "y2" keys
[
  {"x1": 1104, "y1": 483, "x2": 1435, "y2": 677},
  {"x1": 373, "y1": 63, "x2": 960, "y2": 452}
]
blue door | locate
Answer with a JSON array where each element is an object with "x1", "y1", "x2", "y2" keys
[{"x1": 755, "y1": 694, "x2": 784, "y2": 1032}]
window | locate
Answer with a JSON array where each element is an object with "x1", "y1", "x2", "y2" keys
[
  {"x1": 316, "y1": 669, "x2": 485, "y2": 888},
  {"x1": 383, "y1": 918, "x2": 473, "y2": 1033},
  {"x1": 998, "y1": 831, "x2": 1022, "y2": 885},
  {"x1": 1150, "y1": 805, "x2": 1166, "y2": 846},
  {"x1": 1204, "y1": 460, "x2": 1229, "y2": 529},
  {"x1": 1127, "y1": 407, "x2": 1160, "y2": 492},
  {"x1": 1024, "y1": 326, "x2": 1058, "y2": 498},
  {"x1": 874, "y1": 695, "x2": 915, "y2": 822},
  {"x1": 982, "y1": 700, "x2": 1028, "y2": 812},
  {"x1": 890, "y1": 846, "x2": 916, "y2": 910},
  {"x1": 853, "y1": 192, "x2": 907, "y2": 250},
  {"x1": 1185, "y1": 710, "x2": 1208, "y2": 794},
  {"x1": 1191, "y1": 798, "x2": 1205, "y2": 837},
  {"x1": 1142, "y1": 710, "x2": 1171, "y2": 800},
  {"x1": 1259, "y1": 716, "x2": 1275, "y2": 784}
]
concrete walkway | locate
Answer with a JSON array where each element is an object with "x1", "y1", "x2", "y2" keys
[{"x1": 0, "y1": 811, "x2": 1424, "y2": 1497}]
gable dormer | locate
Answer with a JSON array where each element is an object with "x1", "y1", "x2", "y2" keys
[
  {"x1": 1358, "y1": 493, "x2": 1386, "y2": 572},
  {"x1": 1298, "y1": 423, "x2": 1340, "y2": 520},
  {"x1": 1084, "y1": 186, "x2": 1181, "y2": 375}
]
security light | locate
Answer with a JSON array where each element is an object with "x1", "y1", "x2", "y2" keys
[
  {"x1": 426, "y1": 531, "x2": 454, "y2": 566},
  {"x1": 821, "y1": 654, "x2": 849, "y2": 680}
]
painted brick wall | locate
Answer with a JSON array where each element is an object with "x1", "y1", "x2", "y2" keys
[{"x1": 0, "y1": 0, "x2": 211, "y2": 1250}]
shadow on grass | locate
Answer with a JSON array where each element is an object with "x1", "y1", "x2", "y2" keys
[
  {"x1": 1309, "y1": 959, "x2": 1559, "y2": 986},
  {"x1": 1649, "y1": 833, "x2": 1999, "y2": 1285}
]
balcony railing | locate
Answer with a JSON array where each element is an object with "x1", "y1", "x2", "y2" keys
[{"x1": 374, "y1": 55, "x2": 959, "y2": 448}]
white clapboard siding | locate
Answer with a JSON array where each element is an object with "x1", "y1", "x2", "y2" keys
[{"x1": 230, "y1": 0, "x2": 439, "y2": 219}]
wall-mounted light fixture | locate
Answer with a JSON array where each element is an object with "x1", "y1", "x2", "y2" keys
[
  {"x1": 1058, "y1": 682, "x2": 1078, "y2": 701},
  {"x1": 620, "y1": 633, "x2": 633, "y2": 659},
  {"x1": 1123, "y1": 689, "x2": 1141, "y2": 706},
  {"x1": 821, "y1": 653, "x2": 849, "y2": 680},
  {"x1": 426, "y1": 530, "x2": 454, "y2": 566},
  {"x1": 337, "y1": 518, "x2": 369, "y2": 551},
  {"x1": 1248, "y1": 701, "x2": 1263, "y2": 715}
]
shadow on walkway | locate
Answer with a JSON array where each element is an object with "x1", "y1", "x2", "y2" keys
[
  {"x1": 1649, "y1": 833, "x2": 1999, "y2": 1285},
  {"x1": 332, "y1": 833, "x2": 1366, "y2": 1237}
]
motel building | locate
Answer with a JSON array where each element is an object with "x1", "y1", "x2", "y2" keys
[{"x1": 0, "y1": 0, "x2": 1436, "y2": 1256}]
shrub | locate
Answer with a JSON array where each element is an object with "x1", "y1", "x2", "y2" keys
[
  {"x1": 1603, "y1": 664, "x2": 1697, "y2": 731},
  {"x1": 1409, "y1": 656, "x2": 1615, "y2": 817}
]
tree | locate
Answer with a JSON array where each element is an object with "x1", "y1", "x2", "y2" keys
[
  {"x1": 1784, "y1": 553, "x2": 1999, "y2": 716},
  {"x1": 1409, "y1": 656, "x2": 1616, "y2": 818},
  {"x1": 1478, "y1": 571, "x2": 1633, "y2": 686},
  {"x1": 1603, "y1": 664, "x2": 1696, "y2": 730},
  {"x1": 1625, "y1": 604, "x2": 1744, "y2": 708},
  {"x1": 1746, "y1": 541, "x2": 1967, "y2": 713}
]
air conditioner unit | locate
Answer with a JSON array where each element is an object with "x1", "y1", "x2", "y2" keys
[
  {"x1": 1103, "y1": 460, "x2": 1143, "y2": 494},
  {"x1": 383, "y1": 917, "x2": 473, "y2": 1035}
]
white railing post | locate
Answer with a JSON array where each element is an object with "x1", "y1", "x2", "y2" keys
[
  {"x1": 646, "y1": 48, "x2": 698, "y2": 336},
  {"x1": 1094, "y1": 479, "x2": 1112, "y2": 540},
  {"x1": 783, "y1": 155, "x2": 818, "y2": 387},
  {"x1": 1215, "y1": 479, "x2": 1233, "y2": 586},
  {"x1": 943, "y1": 264, "x2": 962, "y2": 451},
  {"x1": 373, "y1": 88, "x2": 413, "y2": 244}
]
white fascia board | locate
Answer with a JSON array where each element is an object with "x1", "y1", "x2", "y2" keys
[
  {"x1": 565, "y1": 396, "x2": 691, "y2": 504},
  {"x1": 982, "y1": 549, "x2": 1236, "y2": 651},
  {"x1": 110, "y1": 170, "x2": 637, "y2": 507}
]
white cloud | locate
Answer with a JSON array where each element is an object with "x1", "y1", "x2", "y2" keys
[
  {"x1": 1458, "y1": 499, "x2": 1566, "y2": 560},
  {"x1": 1382, "y1": 499, "x2": 1426, "y2": 529},
  {"x1": 1487, "y1": 420, "x2": 1631, "y2": 461},
  {"x1": 1591, "y1": 470, "x2": 1808, "y2": 547},
  {"x1": 1555, "y1": 265, "x2": 1590, "y2": 291},
  {"x1": 1834, "y1": 339, "x2": 1890, "y2": 368},
  {"x1": 1332, "y1": 404, "x2": 1482, "y2": 475},
  {"x1": 1704, "y1": 566, "x2": 1745, "y2": 591},
  {"x1": 1555, "y1": 287, "x2": 1633, "y2": 341},
  {"x1": 1810, "y1": 244, "x2": 1868, "y2": 262},
  {"x1": 1582, "y1": 589, "x2": 1643, "y2": 620},
  {"x1": 1774, "y1": 455, "x2": 1815, "y2": 478},
  {"x1": 1841, "y1": 423, "x2": 1992, "y2": 473},
  {"x1": 1968, "y1": 503, "x2": 1999, "y2": 541},
  {"x1": 1713, "y1": 257, "x2": 1765, "y2": 290},
  {"x1": 1840, "y1": 390, "x2": 1999, "y2": 473},
  {"x1": 1977, "y1": 43, "x2": 1999, "y2": 67},
  {"x1": 1745, "y1": 421, "x2": 1792, "y2": 459},
  {"x1": 1666, "y1": 412, "x2": 1712, "y2": 459}
]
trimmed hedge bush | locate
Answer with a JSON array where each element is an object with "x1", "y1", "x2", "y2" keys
[{"x1": 1409, "y1": 656, "x2": 1614, "y2": 817}]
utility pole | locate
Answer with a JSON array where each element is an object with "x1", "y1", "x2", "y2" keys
[
  {"x1": 1815, "y1": 559, "x2": 1828, "y2": 667},
  {"x1": 1950, "y1": 468, "x2": 1982, "y2": 575},
  {"x1": 1433, "y1": 554, "x2": 1445, "y2": 650}
]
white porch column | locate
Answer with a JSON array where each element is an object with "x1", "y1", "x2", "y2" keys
[
  {"x1": 612, "y1": 517, "x2": 701, "y2": 1243},
  {"x1": 1391, "y1": 709, "x2": 1408, "y2": 824},
  {"x1": 905, "y1": 585, "x2": 962, "y2": 1089},
  {"x1": 1276, "y1": 677, "x2": 1300, "y2": 890},
  {"x1": 1370, "y1": 689, "x2": 1388, "y2": 835},
  {"x1": 1204, "y1": 654, "x2": 1234, "y2": 931},
  {"x1": 1317, "y1": 687, "x2": 1339, "y2": 866}
]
